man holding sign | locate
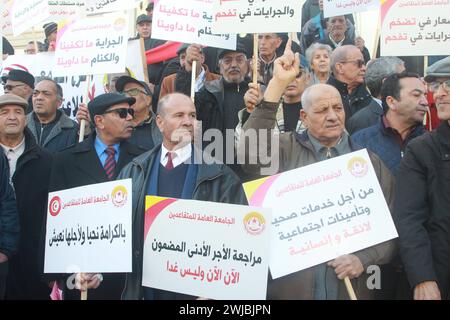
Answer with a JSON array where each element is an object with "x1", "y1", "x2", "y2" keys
[
  {"x1": 118, "y1": 93, "x2": 247, "y2": 300},
  {"x1": 47, "y1": 93, "x2": 146, "y2": 299},
  {"x1": 240, "y1": 40, "x2": 396, "y2": 299}
]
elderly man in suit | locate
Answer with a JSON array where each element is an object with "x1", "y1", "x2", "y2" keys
[{"x1": 46, "y1": 93, "x2": 147, "y2": 300}]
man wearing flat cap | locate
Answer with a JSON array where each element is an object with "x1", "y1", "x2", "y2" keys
[
  {"x1": 43, "y1": 22, "x2": 57, "y2": 52},
  {"x1": 46, "y1": 93, "x2": 147, "y2": 300},
  {"x1": 2, "y1": 69, "x2": 35, "y2": 114},
  {"x1": 0, "y1": 94, "x2": 52, "y2": 299},
  {"x1": 194, "y1": 40, "x2": 251, "y2": 178},
  {"x1": 115, "y1": 75, "x2": 162, "y2": 150},
  {"x1": 394, "y1": 56, "x2": 450, "y2": 300}
]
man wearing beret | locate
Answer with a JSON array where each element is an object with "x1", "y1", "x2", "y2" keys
[
  {"x1": 27, "y1": 78, "x2": 79, "y2": 153},
  {"x1": 2, "y1": 69, "x2": 35, "y2": 114},
  {"x1": 0, "y1": 94, "x2": 52, "y2": 299},
  {"x1": 394, "y1": 56, "x2": 450, "y2": 300},
  {"x1": 76, "y1": 76, "x2": 162, "y2": 151},
  {"x1": 46, "y1": 93, "x2": 147, "y2": 300}
]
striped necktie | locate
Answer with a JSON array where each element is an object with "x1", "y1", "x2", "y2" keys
[{"x1": 104, "y1": 146, "x2": 116, "y2": 180}]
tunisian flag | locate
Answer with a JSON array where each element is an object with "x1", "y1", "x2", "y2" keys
[{"x1": 145, "y1": 41, "x2": 182, "y2": 65}]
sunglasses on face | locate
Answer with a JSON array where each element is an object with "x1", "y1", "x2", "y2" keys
[
  {"x1": 341, "y1": 59, "x2": 365, "y2": 68},
  {"x1": 428, "y1": 80, "x2": 450, "y2": 93},
  {"x1": 102, "y1": 108, "x2": 135, "y2": 118},
  {"x1": 123, "y1": 88, "x2": 149, "y2": 97},
  {"x1": 4, "y1": 84, "x2": 27, "y2": 91}
]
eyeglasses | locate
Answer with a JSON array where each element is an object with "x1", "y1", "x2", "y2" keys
[
  {"x1": 428, "y1": 80, "x2": 450, "y2": 93},
  {"x1": 102, "y1": 108, "x2": 135, "y2": 118},
  {"x1": 221, "y1": 55, "x2": 247, "y2": 65},
  {"x1": 341, "y1": 59, "x2": 365, "y2": 68},
  {"x1": 4, "y1": 84, "x2": 27, "y2": 91},
  {"x1": 122, "y1": 88, "x2": 149, "y2": 97}
]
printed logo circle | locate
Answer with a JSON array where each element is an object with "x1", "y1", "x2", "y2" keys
[
  {"x1": 49, "y1": 196, "x2": 62, "y2": 216},
  {"x1": 111, "y1": 185, "x2": 128, "y2": 207},
  {"x1": 243, "y1": 212, "x2": 266, "y2": 235},
  {"x1": 113, "y1": 18, "x2": 126, "y2": 31},
  {"x1": 348, "y1": 156, "x2": 369, "y2": 177}
]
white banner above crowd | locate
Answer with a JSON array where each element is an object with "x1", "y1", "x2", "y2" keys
[
  {"x1": 211, "y1": 0, "x2": 301, "y2": 34},
  {"x1": 323, "y1": 0, "x2": 380, "y2": 18},
  {"x1": 381, "y1": 0, "x2": 450, "y2": 56},
  {"x1": 0, "y1": 39, "x2": 145, "y2": 119},
  {"x1": 54, "y1": 14, "x2": 129, "y2": 76},
  {"x1": 152, "y1": 0, "x2": 236, "y2": 50}
]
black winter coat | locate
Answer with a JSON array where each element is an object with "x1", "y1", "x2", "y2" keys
[
  {"x1": 395, "y1": 121, "x2": 450, "y2": 298},
  {"x1": 117, "y1": 144, "x2": 248, "y2": 299},
  {"x1": 45, "y1": 134, "x2": 147, "y2": 300},
  {"x1": 0, "y1": 150, "x2": 19, "y2": 259},
  {"x1": 7, "y1": 129, "x2": 52, "y2": 299},
  {"x1": 327, "y1": 75, "x2": 377, "y2": 127}
]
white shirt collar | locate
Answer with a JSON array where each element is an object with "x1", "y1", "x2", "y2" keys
[
  {"x1": 1, "y1": 137, "x2": 26, "y2": 181},
  {"x1": 160, "y1": 143, "x2": 192, "y2": 168},
  {"x1": 329, "y1": 34, "x2": 345, "y2": 48},
  {"x1": 1, "y1": 137, "x2": 25, "y2": 155}
]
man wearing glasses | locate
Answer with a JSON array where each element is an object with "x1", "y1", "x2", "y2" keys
[
  {"x1": 394, "y1": 56, "x2": 450, "y2": 300},
  {"x1": 1, "y1": 70, "x2": 35, "y2": 114},
  {"x1": 115, "y1": 76, "x2": 162, "y2": 151},
  {"x1": 327, "y1": 45, "x2": 379, "y2": 128},
  {"x1": 46, "y1": 93, "x2": 147, "y2": 300},
  {"x1": 194, "y1": 42, "x2": 251, "y2": 179}
]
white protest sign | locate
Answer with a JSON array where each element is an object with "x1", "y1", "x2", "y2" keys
[
  {"x1": 85, "y1": 0, "x2": 140, "y2": 15},
  {"x1": 44, "y1": 179, "x2": 133, "y2": 273},
  {"x1": 381, "y1": 0, "x2": 450, "y2": 56},
  {"x1": 46, "y1": 0, "x2": 86, "y2": 22},
  {"x1": 54, "y1": 14, "x2": 128, "y2": 76},
  {"x1": 11, "y1": 0, "x2": 51, "y2": 36},
  {"x1": 211, "y1": 0, "x2": 301, "y2": 34},
  {"x1": 1, "y1": 0, "x2": 13, "y2": 35},
  {"x1": 152, "y1": 0, "x2": 236, "y2": 50},
  {"x1": 0, "y1": 39, "x2": 146, "y2": 119},
  {"x1": 323, "y1": 0, "x2": 380, "y2": 18},
  {"x1": 142, "y1": 196, "x2": 271, "y2": 300},
  {"x1": 243, "y1": 149, "x2": 398, "y2": 279}
]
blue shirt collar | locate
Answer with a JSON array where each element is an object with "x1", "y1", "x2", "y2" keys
[{"x1": 95, "y1": 136, "x2": 119, "y2": 155}]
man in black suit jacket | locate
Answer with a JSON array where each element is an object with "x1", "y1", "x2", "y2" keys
[{"x1": 47, "y1": 93, "x2": 147, "y2": 300}]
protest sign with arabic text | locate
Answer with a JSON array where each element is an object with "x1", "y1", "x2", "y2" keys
[
  {"x1": 243, "y1": 149, "x2": 398, "y2": 279},
  {"x1": 44, "y1": 179, "x2": 132, "y2": 273},
  {"x1": 143, "y1": 196, "x2": 271, "y2": 300}
]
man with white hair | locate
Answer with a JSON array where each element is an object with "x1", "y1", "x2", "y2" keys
[
  {"x1": 327, "y1": 45, "x2": 379, "y2": 128},
  {"x1": 240, "y1": 40, "x2": 396, "y2": 300}
]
